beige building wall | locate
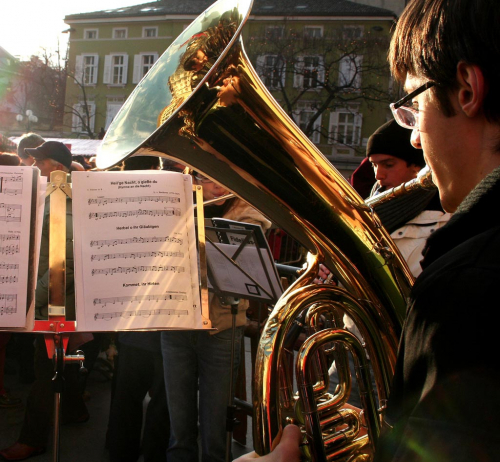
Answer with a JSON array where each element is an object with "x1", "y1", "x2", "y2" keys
[{"x1": 349, "y1": 0, "x2": 406, "y2": 16}]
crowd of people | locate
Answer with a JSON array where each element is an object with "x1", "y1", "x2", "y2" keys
[{"x1": 2, "y1": 0, "x2": 500, "y2": 461}]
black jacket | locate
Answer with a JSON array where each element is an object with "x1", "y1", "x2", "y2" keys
[{"x1": 375, "y1": 166, "x2": 500, "y2": 461}]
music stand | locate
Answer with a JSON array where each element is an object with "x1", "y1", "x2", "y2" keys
[{"x1": 202, "y1": 221, "x2": 282, "y2": 462}]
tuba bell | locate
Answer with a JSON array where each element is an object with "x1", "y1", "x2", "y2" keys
[{"x1": 96, "y1": 0, "x2": 415, "y2": 460}]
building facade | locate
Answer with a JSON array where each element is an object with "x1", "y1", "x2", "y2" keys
[
  {"x1": 64, "y1": 0, "x2": 397, "y2": 176},
  {"x1": 0, "y1": 46, "x2": 20, "y2": 133}
]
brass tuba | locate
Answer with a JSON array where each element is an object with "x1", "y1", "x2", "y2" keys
[{"x1": 96, "y1": 0, "x2": 415, "y2": 460}]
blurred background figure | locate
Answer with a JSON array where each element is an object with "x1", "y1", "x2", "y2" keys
[
  {"x1": 122, "y1": 155, "x2": 160, "y2": 171},
  {"x1": 365, "y1": 120, "x2": 451, "y2": 277},
  {"x1": 161, "y1": 172, "x2": 270, "y2": 462},
  {"x1": 106, "y1": 154, "x2": 170, "y2": 462},
  {"x1": 16, "y1": 133, "x2": 45, "y2": 167}
]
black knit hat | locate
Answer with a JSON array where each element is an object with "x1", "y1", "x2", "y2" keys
[
  {"x1": 25, "y1": 141, "x2": 72, "y2": 170},
  {"x1": 366, "y1": 119, "x2": 425, "y2": 167}
]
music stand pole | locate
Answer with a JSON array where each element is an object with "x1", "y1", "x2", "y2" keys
[{"x1": 224, "y1": 297, "x2": 240, "y2": 462}]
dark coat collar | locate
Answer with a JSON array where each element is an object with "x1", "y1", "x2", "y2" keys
[{"x1": 421, "y1": 165, "x2": 500, "y2": 270}]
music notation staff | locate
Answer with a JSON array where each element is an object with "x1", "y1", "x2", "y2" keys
[
  {"x1": 93, "y1": 293, "x2": 188, "y2": 306},
  {"x1": 89, "y1": 208, "x2": 181, "y2": 221},
  {"x1": 0, "y1": 244, "x2": 20, "y2": 256},
  {"x1": 0, "y1": 234, "x2": 20, "y2": 243},
  {"x1": 0, "y1": 294, "x2": 17, "y2": 314},
  {"x1": 91, "y1": 265, "x2": 185, "y2": 276},
  {"x1": 91, "y1": 250, "x2": 184, "y2": 262},
  {"x1": 0, "y1": 175, "x2": 23, "y2": 196},
  {"x1": 0, "y1": 263, "x2": 19, "y2": 270},
  {"x1": 0, "y1": 276, "x2": 18, "y2": 284},
  {"x1": 90, "y1": 235, "x2": 184, "y2": 249},
  {"x1": 88, "y1": 195, "x2": 181, "y2": 206},
  {"x1": 0, "y1": 203, "x2": 22, "y2": 223},
  {"x1": 94, "y1": 308, "x2": 190, "y2": 321}
]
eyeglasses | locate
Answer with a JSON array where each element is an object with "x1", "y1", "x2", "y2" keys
[
  {"x1": 194, "y1": 175, "x2": 213, "y2": 184},
  {"x1": 390, "y1": 81, "x2": 435, "y2": 129}
]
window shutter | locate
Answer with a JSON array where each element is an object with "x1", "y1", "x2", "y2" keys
[
  {"x1": 312, "y1": 114, "x2": 322, "y2": 144},
  {"x1": 103, "y1": 55, "x2": 112, "y2": 84},
  {"x1": 91, "y1": 55, "x2": 99, "y2": 84},
  {"x1": 354, "y1": 113, "x2": 363, "y2": 145},
  {"x1": 328, "y1": 111, "x2": 340, "y2": 144},
  {"x1": 317, "y1": 57, "x2": 325, "y2": 86},
  {"x1": 338, "y1": 57, "x2": 350, "y2": 87},
  {"x1": 279, "y1": 59, "x2": 287, "y2": 87},
  {"x1": 132, "y1": 55, "x2": 141, "y2": 84},
  {"x1": 256, "y1": 55, "x2": 265, "y2": 77},
  {"x1": 72, "y1": 104, "x2": 82, "y2": 132},
  {"x1": 74, "y1": 55, "x2": 83, "y2": 84},
  {"x1": 88, "y1": 103, "x2": 96, "y2": 132},
  {"x1": 153, "y1": 52, "x2": 159, "y2": 63},
  {"x1": 293, "y1": 57, "x2": 304, "y2": 88},
  {"x1": 121, "y1": 55, "x2": 129, "y2": 84},
  {"x1": 354, "y1": 55, "x2": 363, "y2": 89}
]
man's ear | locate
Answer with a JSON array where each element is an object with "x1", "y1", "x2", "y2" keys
[{"x1": 456, "y1": 62, "x2": 485, "y2": 118}]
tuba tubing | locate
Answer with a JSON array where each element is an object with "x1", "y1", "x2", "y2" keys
[{"x1": 97, "y1": 0, "x2": 417, "y2": 459}]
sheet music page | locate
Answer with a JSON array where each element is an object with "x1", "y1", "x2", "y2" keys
[
  {"x1": 72, "y1": 170, "x2": 203, "y2": 331},
  {"x1": 0, "y1": 166, "x2": 40, "y2": 329}
]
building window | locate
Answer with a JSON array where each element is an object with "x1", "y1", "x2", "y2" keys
[
  {"x1": 294, "y1": 103, "x2": 322, "y2": 144},
  {"x1": 106, "y1": 99, "x2": 124, "y2": 129},
  {"x1": 132, "y1": 53, "x2": 159, "y2": 83},
  {"x1": 143, "y1": 27, "x2": 158, "y2": 38},
  {"x1": 265, "y1": 26, "x2": 284, "y2": 40},
  {"x1": 72, "y1": 102, "x2": 96, "y2": 133},
  {"x1": 342, "y1": 26, "x2": 364, "y2": 40},
  {"x1": 338, "y1": 55, "x2": 363, "y2": 89},
  {"x1": 113, "y1": 28, "x2": 127, "y2": 39},
  {"x1": 294, "y1": 56, "x2": 324, "y2": 89},
  {"x1": 304, "y1": 26, "x2": 323, "y2": 39},
  {"x1": 112, "y1": 56, "x2": 125, "y2": 84},
  {"x1": 103, "y1": 54, "x2": 129, "y2": 85},
  {"x1": 329, "y1": 108, "x2": 362, "y2": 146},
  {"x1": 256, "y1": 55, "x2": 286, "y2": 89},
  {"x1": 84, "y1": 29, "x2": 98, "y2": 40},
  {"x1": 75, "y1": 54, "x2": 99, "y2": 85}
]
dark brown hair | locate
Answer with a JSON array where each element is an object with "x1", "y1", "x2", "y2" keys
[{"x1": 389, "y1": 0, "x2": 500, "y2": 121}]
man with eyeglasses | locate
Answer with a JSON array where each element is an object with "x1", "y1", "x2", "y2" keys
[
  {"x1": 235, "y1": 0, "x2": 500, "y2": 461},
  {"x1": 374, "y1": 0, "x2": 500, "y2": 459}
]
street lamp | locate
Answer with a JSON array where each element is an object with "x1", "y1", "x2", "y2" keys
[{"x1": 16, "y1": 110, "x2": 38, "y2": 132}]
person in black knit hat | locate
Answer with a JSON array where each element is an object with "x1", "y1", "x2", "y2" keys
[
  {"x1": 364, "y1": 119, "x2": 451, "y2": 277},
  {"x1": 366, "y1": 119, "x2": 425, "y2": 196}
]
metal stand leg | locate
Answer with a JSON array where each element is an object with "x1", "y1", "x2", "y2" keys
[
  {"x1": 44, "y1": 334, "x2": 86, "y2": 462},
  {"x1": 225, "y1": 302, "x2": 239, "y2": 462},
  {"x1": 52, "y1": 339, "x2": 65, "y2": 462}
]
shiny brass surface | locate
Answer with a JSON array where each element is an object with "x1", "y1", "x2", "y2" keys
[
  {"x1": 195, "y1": 184, "x2": 212, "y2": 328},
  {"x1": 96, "y1": 0, "x2": 414, "y2": 460},
  {"x1": 47, "y1": 171, "x2": 71, "y2": 317},
  {"x1": 365, "y1": 166, "x2": 435, "y2": 208}
]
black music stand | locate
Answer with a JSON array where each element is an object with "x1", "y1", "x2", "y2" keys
[{"x1": 203, "y1": 222, "x2": 282, "y2": 462}]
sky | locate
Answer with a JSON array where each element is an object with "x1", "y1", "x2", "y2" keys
[{"x1": 1, "y1": 0, "x2": 150, "y2": 61}]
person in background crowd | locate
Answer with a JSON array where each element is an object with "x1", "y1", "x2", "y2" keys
[
  {"x1": 0, "y1": 153, "x2": 21, "y2": 166},
  {"x1": 162, "y1": 172, "x2": 271, "y2": 462},
  {"x1": 16, "y1": 133, "x2": 45, "y2": 167},
  {"x1": 0, "y1": 153, "x2": 23, "y2": 409},
  {"x1": 0, "y1": 142, "x2": 92, "y2": 461},
  {"x1": 122, "y1": 155, "x2": 160, "y2": 171},
  {"x1": 366, "y1": 119, "x2": 451, "y2": 277},
  {"x1": 367, "y1": 119, "x2": 425, "y2": 197},
  {"x1": 349, "y1": 157, "x2": 375, "y2": 199},
  {"x1": 73, "y1": 155, "x2": 92, "y2": 170},
  {"x1": 106, "y1": 154, "x2": 169, "y2": 462}
]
